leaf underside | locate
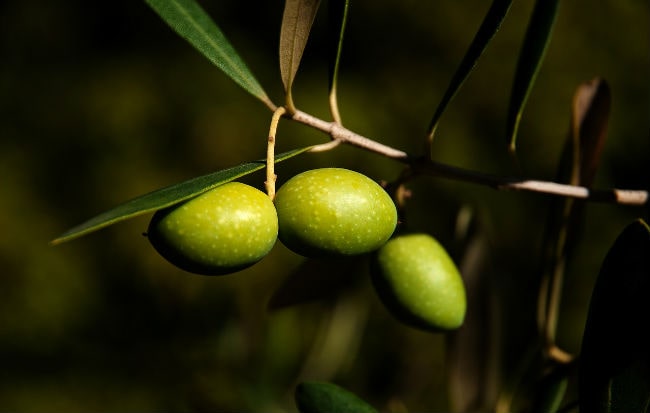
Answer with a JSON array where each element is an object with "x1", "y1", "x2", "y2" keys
[
  {"x1": 145, "y1": 0, "x2": 270, "y2": 104},
  {"x1": 51, "y1": 147, "x2": 312, "y2": 245},
  {"x1": 279, "y1": 0, "x2": 322, "y2": 93}
]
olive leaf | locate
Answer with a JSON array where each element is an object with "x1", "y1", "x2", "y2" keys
[
  {"x1": 279, "y1": 0, "x2": 322, "y2": 107},
  {"x1": 295, "y1": 381, "x2": 377, "y2": 413},
  {"x1": 427, "y1": 0, "x2": 513, "y2": 139},
  {"x1": 506, "y1": 0, "x2": 560, "y2": 153},
  {"x1": 447, "y1": 210, "x2": 501, "y2": 412},
  {"x1": 579, "y1": 219, "x2": 650, "y2": 413},
  {"x1": 51, "y1": 146, "x2": 313, "y2": 245},
  {"x1": 327, "y1": 0, "x2": 350, "y2": 122},
  {"x1": 572, "y1": 78, "x2": 611, "y2": 187},
  {"x1": 144, "y1": 0, "x2": 273, "y2": 107},
  {"x1": 558, "y1": 77, "x2": 610, "y2": 252},
  {"x1": 328, "y1": 0, "x2": 349, "y2": 91},
  {"x1": 530, "y1": 365, "x2": 570, "y2": 413},
  {"x1": 552, "y1": 77, "x2": 611, "y2": 189},
  {"x1": 538, "y1": 78, "x2": 611, "y2": 342}
]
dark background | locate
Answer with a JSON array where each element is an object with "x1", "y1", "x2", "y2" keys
[{"x1": 1, "y1": 0, "x2": 648, "y2": 411}]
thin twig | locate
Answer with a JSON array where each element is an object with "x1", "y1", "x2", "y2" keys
[
  {"x1": 292, "y1": 110, "x2": 410, "y2": 160},
  {"x1": 289, "y1": 109, "x2": 648, "y2": 206}
]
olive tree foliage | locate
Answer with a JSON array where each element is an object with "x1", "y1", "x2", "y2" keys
[{"x1": 51, "y1": 0, "x2": 649, "y2": 412}]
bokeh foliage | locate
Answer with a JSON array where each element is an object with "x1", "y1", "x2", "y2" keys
[{"x1": 1, "y1": 0, "x2": 648, "y2": 411}]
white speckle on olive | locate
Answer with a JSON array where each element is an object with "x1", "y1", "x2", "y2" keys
[
  {"x1": 371, "y1": 233, "x2": 467, "y2": 331},
  {"x1": 147, "y1": 182, "x2": 278, "y2": 275},
  {"x1": 274, "y1": 168, "x2": 397, "y2": 257}
]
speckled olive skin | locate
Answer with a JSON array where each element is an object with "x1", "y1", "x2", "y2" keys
[
  {"x1": 274, "y1": 168, "x2": 397, "y2": 257},
  {"x1": 371, "y1": 233, "x2": 466, "y2": 331},
  {"x1": 147, "y1": 182, "x2": 278, "y2": 275}
]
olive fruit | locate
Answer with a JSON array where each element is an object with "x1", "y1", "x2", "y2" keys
[
  {"x1": 274, "y1": 168, "x2": 397, "y2": 257},
  {"x1": 147, "y1": 182, "x2": 278, "y2": 275},
  {"x1": 371, "y1": 233, "x2": 466, "y2": 331}
]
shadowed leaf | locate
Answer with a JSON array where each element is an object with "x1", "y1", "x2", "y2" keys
[
  {"x1": 51, "y1": 147, "x2": 313, "y2": 245},
  {"x1": 145, "y1": 0, "x2": 272, "y2": 106},
  {"x1": 295, "y1": 381, "x2": 377, "y2": 413},
  {"x1": 427, "y1": 0, "x2": 513, "y2": 139},
  {"x1": 538, "y1": 78, "x2": 612, "y2": 332},
  {"x1": 579, "y1": 219, "x2": 650, "y2": 413},
  {"x1": 560, "y1": 77, "x2": 611, "y2": 250},
  {"x1": 572, "y1": 77, "x2": 611, "y2": 186},
  {"x1": 531, "y1": 365, "x2": 570, "y2": 413},
  {"x1": 280, "y1": 0, "x2": 322, "y2": 102},
  {"x1": 447, "y1": 208, "x2": 501, "y2": 412},
  {"x1": 553, "y1": 77, "x2": 611, "y2": 188},
  {"x1": 506, "y1": 0, "x2": 560, "y2": 153}
]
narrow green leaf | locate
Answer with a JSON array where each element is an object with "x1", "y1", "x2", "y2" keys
[
  {"x1": 427, "y1": 0, "x2": 513, "y2": 139},
  {"x1": 279, "y1": 0, "x2": 322, "y2": 99},
  {"x1": 51, "y1": 147, "x2": 313, "y2": 245},
  {"x1": 579, "y1": 219, "x2": 650, "y2": 413},
  {"x1": 506, "y1": 0, "x2": 560, "y2": 153},
  {"x1": 327, "y1": 0, "x2": 349, "y2": 123},
  {"x1": 328, "y1": 0, "x2": 349, "y2": 91},
  {"x1": 144, "y1": 0, "x2": 272, "y2": 106},
  {"x1": 295, "y1": 381, "x2": 377, "y2": 413}
]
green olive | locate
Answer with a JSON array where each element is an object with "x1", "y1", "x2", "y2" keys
[
  {"x1": 274, "y1": 168, "x2": 397, "y2": 257},
  {"x1": 147, "y1": 182, "x2": 278, "y2": 275},
  {"x1": 371, "y1": 233, "x2": 466, "y2": 331}
]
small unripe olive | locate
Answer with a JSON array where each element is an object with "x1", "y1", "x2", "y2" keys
[
  {"x1": 147, "y1": 182, "x2": 278, "y2": 275},
  {"x1": 371, "y1": 233, "x2": 466, "y2": 331},
  {"x1": 274, "y1": 168, "x2": 397, "y2": 257}
]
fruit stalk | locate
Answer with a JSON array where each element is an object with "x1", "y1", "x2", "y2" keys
[{"x1": 266, "y1": 106, "x2": 287, "y2": 200}]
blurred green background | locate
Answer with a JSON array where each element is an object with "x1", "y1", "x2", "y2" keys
[{"x1": 1, "y1": 0, "x2": 648, "y2": 411}]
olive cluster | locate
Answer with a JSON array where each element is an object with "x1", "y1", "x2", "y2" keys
[{"x1": 147, "y1": 168, "x2": 466, "y2": 331}]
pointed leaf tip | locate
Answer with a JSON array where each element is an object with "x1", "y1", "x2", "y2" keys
[
  {"x1": 279, "y1": 0, "x2": 322, "y2": 94},
  {"x1": 51, "y1": 146, "x2": 313, "y2": 245},
  {"x1": 506, "y1": 0, "x2": 560, "y2": 151},
  {"x1": 145, "y1": 0, "x2": 271, "y2": 105},
  {"x1": 428, "y1": 0, "x2": 513, "y2": 137}
]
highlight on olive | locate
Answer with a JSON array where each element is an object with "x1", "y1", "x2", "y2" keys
[
  {"x1": 371, "y1": 233, "x2": 467, "y2": 331},
  {"x1": 274, "y1": 168, "x2": 398, "y2": 257},
  {"x1": 147, "y1": 182, "x2": 278, "y2": 275}
]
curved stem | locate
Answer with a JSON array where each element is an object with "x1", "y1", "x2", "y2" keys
[
  {"x1": 285, "y1": 88, "x2": 297, "y2": 116},
  {"x1": 266, "y1": 107, "x2": 287, "y2": 200},
  {"x1": 329, "y1": 85, "x2": 343, "y2": 125}
]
